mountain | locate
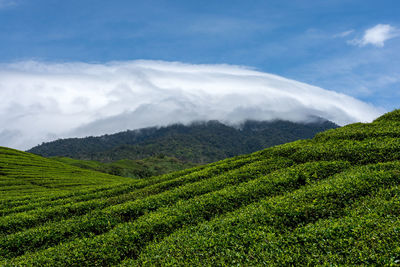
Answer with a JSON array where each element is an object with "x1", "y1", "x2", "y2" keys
[
  {"x1": 27, "y1": 119, "x2": 338, "y2": 164},
  {"x1": 2, "y1": 110, "x2": 400, "y2": 265}
]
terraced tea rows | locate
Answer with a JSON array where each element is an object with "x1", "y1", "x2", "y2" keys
[{"x1": 1, "y1": 110, "x2": 400, "y2": 265}]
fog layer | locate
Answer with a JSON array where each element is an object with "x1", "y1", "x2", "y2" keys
[{"x1": 0, "y1": 60, "x2": 382, "y2": 150}]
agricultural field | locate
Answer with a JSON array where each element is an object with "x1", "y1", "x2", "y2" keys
[
  {"x1": 2, "y1": 110, "x2": 400, "y2": 265},
  {"x1": 52, "y1": 155, "x2": 197, "y2": 179}
]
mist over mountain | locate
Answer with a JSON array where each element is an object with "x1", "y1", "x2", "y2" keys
[
  {"x1": 0, "y1": 60, "x2": 381, "y2": 150},
  {"x1": 28, "y1": 119, "x2": 338, "y2": 164}
]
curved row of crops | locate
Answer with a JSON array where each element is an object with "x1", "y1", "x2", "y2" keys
[{"x1": 1, "y1": 110, "x2": 400, "y2": 265}]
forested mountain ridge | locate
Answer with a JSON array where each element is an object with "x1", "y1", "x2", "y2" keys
[
  {"x1": 2, "y1": 110, "x2": 400, "y2": 265},
  {"x1": 28, "y1": 119, "x2": 338, "y2": 163}
]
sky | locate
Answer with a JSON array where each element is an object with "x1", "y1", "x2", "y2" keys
[{"x1": 0, "y1": 0, "x2": 399, "y2": 150}]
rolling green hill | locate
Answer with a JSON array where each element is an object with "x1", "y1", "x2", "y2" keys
[
  {"x1": 0, "y1": 147, "x2": 131, "y2": 199},
  {"x1": 52, "y1": 155, "x2": 197, "y2": 179},
  {"x1": 2, "y1": 110, "x2": 400, "y2": 265},
  {"x1": 27, "y1": 119, "x2": 338, "y2": 164}
]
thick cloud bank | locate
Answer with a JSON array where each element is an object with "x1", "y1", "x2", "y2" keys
[{"x1": 0, "y1": 60, "x2": 381, "y2": 150}]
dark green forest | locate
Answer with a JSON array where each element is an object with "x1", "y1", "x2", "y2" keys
[{"x1": 28, "y1": 119, "x2": 337, "y2": 164}]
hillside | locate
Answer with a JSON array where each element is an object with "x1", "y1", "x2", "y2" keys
[
  {"x1": 27, "y1": 119, "x2": 338, "y2": 163},
  {"x1": 0, "y1": 147, "x2": 131, "y2": 198},
  {"x1": 52, "y1": 155, "x2": 197, "y2": 179},
  {"x1": 1, "y1": 110, "x2": 400, "y2": 265}
]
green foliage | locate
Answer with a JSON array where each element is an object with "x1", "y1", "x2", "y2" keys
[
  {"x1": 373, "y1": 109, "x2": 400, "y2": 123},
  {"x1": 28, "y1": 119, "x2": 337, "y2": 163},
  {"x1": 127, "y1": 162, "x2": 400, "y2": 266},
  {"x1": 2, "y1": 110, "x2": 400, "y2": 265},
  {"x1": 52, "y1": 156, "x2": 197, "y2": 179}
]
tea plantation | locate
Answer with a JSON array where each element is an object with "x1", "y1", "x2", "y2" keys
[{"x1": 2, "y1": 110, "x2": 400, "y2": 266}]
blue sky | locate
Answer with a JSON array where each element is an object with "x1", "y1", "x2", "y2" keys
[
  {"x1": 1, "y1": 0, "x2": 399, "y2": 108},
  {"x1": 0, "y1": 0, "x2": 399, "y2": 149}
]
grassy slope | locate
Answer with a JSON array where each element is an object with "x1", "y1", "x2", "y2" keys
[
  {"x1": 1, "y1": 110, "x2": 400, "y2": 265},
  {"x1": 52, "y1": 155, "x2": 197, "y2": 179},
  {"x1": 0, "y1": 147, "x2": 132, "y2": 199}
]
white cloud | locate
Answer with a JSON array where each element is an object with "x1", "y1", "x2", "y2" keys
[
  {"x1": 350, "y1": 24, "x2": 400, "y2": 47},
  {"x1": 0, "y1": 60, "x2": 382, "y2": 150},
  {"x1": 334, "y1": 30, "x2": 354, "y2": 38}
]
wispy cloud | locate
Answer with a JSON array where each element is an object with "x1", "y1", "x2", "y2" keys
[
  {"x1": 284, "y1": 35, "x2": 400, "y2": 112},
  {"x1": 334, "y1": 30, "x2": 354, "y2": 38},
  {"x1": 0, "y1": 60, "x2": 381, "y2": 150},
  {"x1": 350, "y1": 24, "x2": 400, "y2": 47}
]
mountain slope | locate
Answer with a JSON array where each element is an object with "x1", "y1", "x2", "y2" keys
[
  {"x1": 27, "y1": 119, "x2": 338, "y2": 163},
  {"x1": 2, "y1": 110, "x2": 400, "y2": 265},
  {"x1": 0, "y1": 147, "x2": 131, "y2": 199},
  {"x1": 52, "y1": 155, "x2": 197, "y2": 179}
]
